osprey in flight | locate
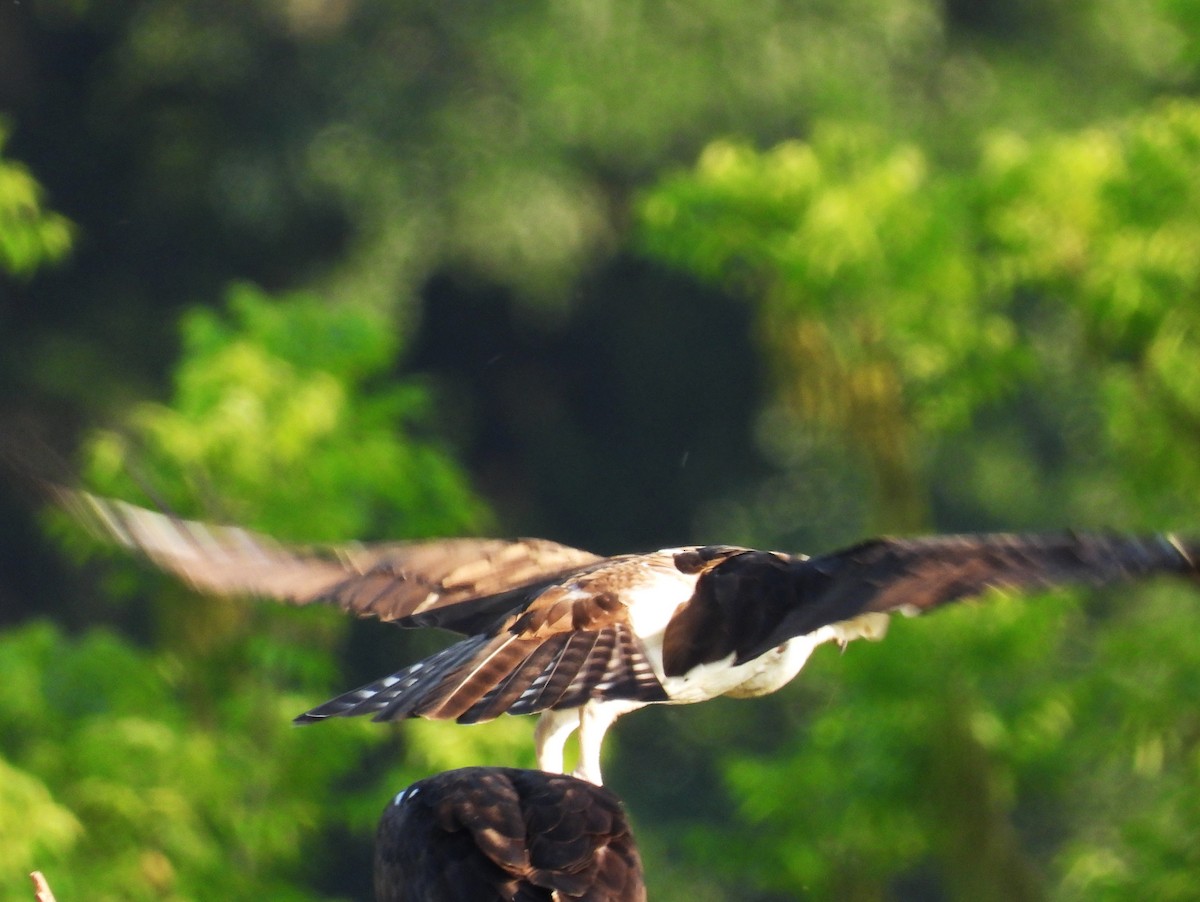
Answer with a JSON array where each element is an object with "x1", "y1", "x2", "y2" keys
[
  {"x1": 63, "y1": 489, "x2": 1200, "y2": 784},
  {"x1": 375, "y1": 766, "x2": 645, "y2": 902}
]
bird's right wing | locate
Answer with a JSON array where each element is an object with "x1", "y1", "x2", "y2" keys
[{"x1": 56, "y1": 487, "x2": 604, "y2": 634}]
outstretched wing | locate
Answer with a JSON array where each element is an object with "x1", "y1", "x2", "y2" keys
[
  {"x1": 57, "y1": 487, "x2": 603, "y2": 634},
  {"x1": 667, "y1": 532, "x2": 1200, "y2": 673},
  {"x1": 804, "y1": 530, "x2": 1199, "y2": 623},
  {"x1": 374, "y1": 767, "x2": 646, "y2": 902},
  {"x1": 297, "y1": 552, "x2": 702, "y2": 724}
]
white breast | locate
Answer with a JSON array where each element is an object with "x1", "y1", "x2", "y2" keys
[
  {"x1": 650, "y1": 610, "x2": 894, "y2": 704},
  {"x1": 622, "y1": 554, "x2": 702, "y2": 636}
]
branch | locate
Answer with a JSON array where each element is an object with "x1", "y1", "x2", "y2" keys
[{"x1": 30, "y1": 872, "x2": 58, "y2": 902}]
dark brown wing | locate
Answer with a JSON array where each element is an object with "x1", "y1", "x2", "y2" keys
[
  {"x1": 374, "y1": 767, "x2": 646, "y2": 902},
  {"x1": 296, "y1": 554, "x2": 685, "y2": 725},
  {"x1": 57, "y1": 488, "x2": 603, "y2": 634},
  {"x1": 805, "y1": 530, "x2": 1199, "y2": 622},
  {"x1": 667, "y1": 532, "x2": 1200, "y2": 673}
]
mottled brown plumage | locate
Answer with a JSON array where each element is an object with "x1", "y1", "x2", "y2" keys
[
  {"x1": 374, "y1": 767, "x2": 646, "y2": 902},
  {"x1": 59, "y1": 487, "x2": 603, "y2": 633},
  {"x1": 60, "y1": 487, "x2": 1200, "y2": 783}
]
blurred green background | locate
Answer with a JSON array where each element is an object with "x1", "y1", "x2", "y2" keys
[{"x1": 4, "y1": 1, "x2": 1200, "y2": 899}]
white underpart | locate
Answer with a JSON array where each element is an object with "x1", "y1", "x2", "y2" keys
[
  {"x1": 574, "y1": 701, "x2": 642, "y2": 783},
  {"x1": 534, "y1": 701, "x2": 644, "y2": 785},
  {"x1": 656, "y1": 610, "x2": 892, "y2": 701},
  {"x1": 530, "y1": 553, "x2": 895, "y2": 784},
  {"x1": 534, "y1": 708, "x2": 578, "y2": 775}
]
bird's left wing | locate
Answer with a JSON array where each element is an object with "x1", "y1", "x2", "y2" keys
[
  {"x1": 736, "y1": 530, "x2": 1200, "y2": 664},
  {"x1": 56, "y1": 488, "x2": 604, "y2": 634}
]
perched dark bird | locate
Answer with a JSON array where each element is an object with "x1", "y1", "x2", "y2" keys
[
  {"x1": 374, "y1": 767, "x2": 646, "y2": 902},
  {"x1": 61, "y1": 488, "x2": 1200, "y2": 783}
]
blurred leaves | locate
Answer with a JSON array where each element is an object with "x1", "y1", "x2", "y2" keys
[
  {"x1": 25, "y1": 0, "x2": 1188, "y2": 324},
  {"x1": 80, "y1": 283, "x2": 486, "y2": 542},
  {"x1": 0, "y1": 755, "x2": 80, "y2": 881},
  {"x1": 0, "y1": 620, "x2": 377, "y2": 901},
  {"x1": 978, "y1": 101, "x2": 1200, "y2": 521},
  {"x1": 6, "y1": 283, "x2": 509, "y2": 900},
  {"x1": 638, "y1": 100, "x2": 1200, "y2": 899},
  {"x1": 0, "y1": 126, "x2": 73, "y2": 278},
  {"x1": 641, "y1": 101, "x2": 1200, "y2": 533},
  {"x1": 77, "y1": 0, "x2": 968, "y2": 308},
  {"x1": 639, "y1": 127, "x2": 1023, "y2": 530}
]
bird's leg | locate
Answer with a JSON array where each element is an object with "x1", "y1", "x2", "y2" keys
[
  {"x1": 534, "y1": 708, "x2": 580, "y2": 774},
  {"x1": 572, "y1": 702, "x2": 635, "y2": 786}
]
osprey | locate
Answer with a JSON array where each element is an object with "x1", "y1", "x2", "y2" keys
[
  {"x1": 375, "y1": 767, "x2": 645, "y2": 902},
  {"x1": 63, "y1": 489, "x2": 1200, "y2": 784}
]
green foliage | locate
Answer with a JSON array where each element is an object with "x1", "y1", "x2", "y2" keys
[
  {"x1": 696, "y1": 596, "x2": 1075, "y2": 898},
  {"x1": 637, "y1": 100, "x2": 1200, "y2": 900},
  {"x1": 0, "y1": 611, "x2": 534, "y2": 900},
  {"x1": 0, "y1": 620, "x2": 381, "y2": 901},
  {"x1": 640, "y1": 127, "x2": 1024, "y2": 530},
  {"x1": 0, "y1": 756, "x2": 80, "y2": 884},
  {"x1": 5, "y1": 284, "x2": 534, "y2": 900},
  {"x1": 0, "y1": 125, "x2": 73, "y2": 278},
  {"x1": 28, "y1": 0, "x2": 1184, "y2": 319},
  {"x1": 978, "y1": 102, "x2": 1200, "y2": 521},
  {"x1": 82, "y1": 283, "x2": 486, "y2": 541},
  {"x1": 71, "y1": 0, "x2": 968, "y2": 308},
  {"x1": 640, "y1": 102, "x2": 1200, "y2": 531},
  {"x1": 640, "y1": 128, "x2": 1023, "y2": 434}
]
